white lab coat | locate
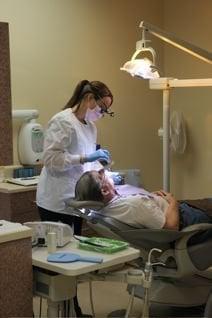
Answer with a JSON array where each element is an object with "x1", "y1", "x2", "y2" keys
[{"x1": 36, "y1": 109, "x2": 101, "y2": 212}]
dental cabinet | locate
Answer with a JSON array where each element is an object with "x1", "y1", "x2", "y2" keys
[
  {"x1": 0, "y1": 220, "x2": 33, "y2": 317},
  {"x1": 0, "y1": 22, "x2": 13, "y2": 166},
  {"x1": 0, "y1": 182, "x2": 40, "y2": 223}
]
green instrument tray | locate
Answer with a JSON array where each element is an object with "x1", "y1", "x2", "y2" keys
[{"x1": 78, "y1": 237, "x2": 129, "y2": 254}]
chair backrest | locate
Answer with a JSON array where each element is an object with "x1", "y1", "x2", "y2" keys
[
  {"x1": 87, "y1": 210, "x2": 141, "y2": 241},
  {"x1": 66, "y1": 200, "x2": 182, "y2": 249},
  {"x1": 66, "y1": 199, "x2": 212, "y2": 273}
]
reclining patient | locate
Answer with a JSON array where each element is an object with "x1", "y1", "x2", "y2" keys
[{"x1": 75, "y1": 170, "x2": 212, "y2": 242}]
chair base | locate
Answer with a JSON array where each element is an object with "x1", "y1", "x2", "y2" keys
[
  {"x1": 131, "y1": 275, "x2": 211, "y2": 307},
  {"x1": 107, "y1": 305, "x2": 205, "y2": 317},
  {"x1": 108, "y1": 309, "x2": 127, "y2": 317}
]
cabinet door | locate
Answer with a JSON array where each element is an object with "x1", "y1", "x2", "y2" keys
[
  {"x1": 0, "y1": 192, "x2": 11, "y2": 220},
  {"x1": 10, "y1": 190, "x2": 40, "y2": 223},
  {"x1": 0, "y1": 238, "x2": 33, "y2": 317}
]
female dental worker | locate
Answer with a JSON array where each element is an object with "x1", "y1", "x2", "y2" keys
[
  {"x1": 36, "y1": 79, "x2": 114, "y2": 234},
  {"x1": 36, "y1": 80, "x2": 113, "y2": 317}
]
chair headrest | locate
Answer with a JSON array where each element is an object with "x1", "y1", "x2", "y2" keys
[{"x1": 66, "y1": 199, "x2": 105, "y2": 210}]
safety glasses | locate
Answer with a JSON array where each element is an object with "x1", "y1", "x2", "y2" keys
[
  {"x1": 96, "y1": 96, "x2": 115, "y2": 117},
  {"x1": 97, "y1": 169, "x2": 107, "y2": 188}
]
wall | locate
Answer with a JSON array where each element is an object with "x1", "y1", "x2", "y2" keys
[
  {"x1": 0, "y1": 0, "x2": 164, "y2": 191},
  {"x1": 164, "y1": 0, "x2": 212, "y2": 198},
  {"x1": 1, "y1": 0, "x2": 211, "y2": 198}
]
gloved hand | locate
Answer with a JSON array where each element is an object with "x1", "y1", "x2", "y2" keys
[{"x1": 85, "y1": 149, "x2": 111, "y2": 163}]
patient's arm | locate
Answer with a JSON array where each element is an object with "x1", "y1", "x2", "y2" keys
[
  {"x1": 154, "y1": 190, "x2": 179, "y2": 230},
  {"x1": 163, "y1": 193, "x2": 179, "y2": 230}
]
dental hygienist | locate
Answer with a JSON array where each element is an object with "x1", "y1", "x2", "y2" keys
[
  {"x1": 37, "y1": 80, "x2": 113, "y2": 317},
  {"x1": 36, "y1": 80, "x2": 114, "y2": 235}
]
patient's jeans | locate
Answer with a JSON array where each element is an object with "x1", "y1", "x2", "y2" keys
[
  {"x1": 179, "y1": 202, "x2": 212, "y2": 244},
  {"x1": 179, "y1": 202, "x2": 212, "y2": 228}
]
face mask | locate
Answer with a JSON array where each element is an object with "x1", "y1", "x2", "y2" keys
[{"x1": 85, "y1": 105, "x2": 103, "y2": 122}]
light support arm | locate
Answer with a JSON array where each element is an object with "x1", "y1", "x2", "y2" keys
[
  {"x1": 149, "y1": 78, "x2": 212, "y2": 89},
  {"x1": 163, "y1": 89, "x2": 170, "y2": 192},
  {"x1": 150, "y1": 77, "x2": 212, "y2": 191},
  {"x1": 140, "y1": 21, "x2": 212, "y2": 64},
  {"x1": 133, "y1": 28, "x2": 157, "y2": 68}
]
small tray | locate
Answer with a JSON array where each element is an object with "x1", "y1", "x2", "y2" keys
[{"x1": 78, "y1": 237, "x2": 129, "y2": 254}]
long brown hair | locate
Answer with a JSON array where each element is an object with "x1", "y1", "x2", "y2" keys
[{"x1": 63, "y1": 80, "x2": 113, "y2": 109}]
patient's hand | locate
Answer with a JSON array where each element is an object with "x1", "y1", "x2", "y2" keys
[
  {"x1": 165, "y1": 193, "x2": 177, "y2": 205},
  {"x1": 153, "y1": 190, "x2": 169, "y2": 197},
  {"x1": 155, "y1": 191, "x2": 179, "y2": 231},
  {"x1": 153, "y1": 190, "x2": 177, "y2": 205}
]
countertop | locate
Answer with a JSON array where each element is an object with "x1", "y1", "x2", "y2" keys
[
  {"x1": 0, "y1": 181, "x2": 37, "y2": 193},
  {"x1": 0, "y1": 220, "x2": 32, "y2": 243}
]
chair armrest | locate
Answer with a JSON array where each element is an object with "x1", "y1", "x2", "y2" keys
[
  {"x1": 181, "y1": 223, "x2": 212, "y2": 233},
  {"x1": 177, "y1": 223, "x2": 212, "y2": 249},
  {"x1": 65, "y1": 199, "x2": 105, "y2": 210},
  {"x1": 173, "y1": 223, "x2": 212, "y2": 277}
]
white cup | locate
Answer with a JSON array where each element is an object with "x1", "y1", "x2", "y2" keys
[{"x1": 47, "y1": 232, "x2": 57, "y2": 254}]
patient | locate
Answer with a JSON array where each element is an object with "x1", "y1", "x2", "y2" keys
[{"x1": 75, "y1": 170, "x2": 212, "y2": 238}]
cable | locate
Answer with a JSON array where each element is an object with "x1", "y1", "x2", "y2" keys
[
  {"x1": 67, "y1": 299, "x2": 70, "y2": 317},
  {"x1": 142, "y1": 287, "x2": 149, "y2": 318},
  {"x1": 63, "y1": 300, "x2": 66, "y2": 317},
  {"x1": 88, "y1": 280, "x2": 95, "y2": 317},
  {"x1": 124, "y1": 286, "x2": 135, "y2": 318},
  {"x1": 39, "y1": 297, "x2": 42, "y2": 318}
]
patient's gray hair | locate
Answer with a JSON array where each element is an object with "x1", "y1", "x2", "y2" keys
[{"x1": 75, "y1": 171, "x2": 104, "y2": 201}]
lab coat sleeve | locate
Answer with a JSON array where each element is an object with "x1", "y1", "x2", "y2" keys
[
  {"x1": 132, "y1": 196, "x2": 166, "y2": 229},
  {"x1": 43, "y1": 119, "x2": 81, "y2": 171}
]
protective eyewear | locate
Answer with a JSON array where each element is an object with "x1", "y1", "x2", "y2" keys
[
  {"x1": 96, "y1": 96, "x2": 115, "y2": 117},
  {"x1": 98, "y1": 168, "x2": 106, "y2": 180},
  {"x1": 97, "y1": 169, "x2": 107, "y2": 189}
]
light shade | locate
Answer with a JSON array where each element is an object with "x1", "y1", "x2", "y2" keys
[
  {"x1": 120, "y1": 27, "x2": 160, "y2": 79},
  {"x1": 120, "y1": 58, "x2": 160, "y2": 79}
]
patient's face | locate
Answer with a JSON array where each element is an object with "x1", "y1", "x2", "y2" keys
[{"x1": 92, "y1": 169, "x2": 115, "y2": 192}]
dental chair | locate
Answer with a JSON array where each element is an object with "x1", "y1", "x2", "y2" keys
[{"x1": 66, "y1": 199, "x2": 212, "y2": 317}]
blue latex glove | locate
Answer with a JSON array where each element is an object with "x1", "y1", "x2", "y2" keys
[{"x1": 85, "y1": 149, "x2": 111, "y2": 163}]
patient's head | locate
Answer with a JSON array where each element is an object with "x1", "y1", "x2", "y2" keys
[{"x1": 75, "y1": 169, "x2": 116, "y2": 203}]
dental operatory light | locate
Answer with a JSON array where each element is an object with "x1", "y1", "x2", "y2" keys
[
  {"x1": 120, "y1": 29, "x2": 160, "y2": 79},
  {"x1": 121, "y1": 21, "x2": 212, "y2": 80},
  {"x1": 120, "y1": 20, "x2": 212, "y2": 192}
]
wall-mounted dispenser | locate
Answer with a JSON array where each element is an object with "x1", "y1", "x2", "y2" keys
[{"x1": 12, "y1": 109, "x2": 44, "y2": 165}]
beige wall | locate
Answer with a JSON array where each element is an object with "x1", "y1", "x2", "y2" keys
[
  {"x1": 1, "y1": 0, "x2": 211, "y2": 198},
  {"x1": 0, "y1": 0, "x2": 163, "y2": 191},
  {"x1": 164, "y1": 0, "x2": 212, "y2": 199}
]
